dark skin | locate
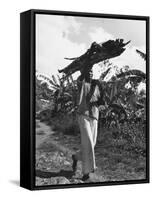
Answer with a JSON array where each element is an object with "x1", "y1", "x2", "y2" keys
[
  {"x1": 77, "y1": 69, "x2": 104, "y2": 107},
  {"x1": 79, "y1": 69, "x2": 93, "y2": 83},
  {"x1": 84, "y1": 70, "x2": 93, "y2": 83},
  {"x1": 73, "y1": 70, "x2": 105, "y2": 180},
  {"x1": 76, "y1": 69, "x2": 105, "y2": 109},
  {"x1": 75, "y1": 69, "x2": 100, "y2": 180}
]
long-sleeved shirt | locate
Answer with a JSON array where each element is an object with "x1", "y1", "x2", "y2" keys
[{"x1": 77, "y1": 79, "x2": 103, "y2": 120}]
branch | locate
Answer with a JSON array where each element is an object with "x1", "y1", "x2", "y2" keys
[{"x1": 58, "y1": 39, "x2": 130, "y2": 77}]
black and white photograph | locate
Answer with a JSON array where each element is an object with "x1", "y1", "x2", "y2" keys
[
  {"x1": 1, "y1": 0, "x2": 153, "y2": 197},
  {"x1": 35, "y1": 11, "x2": 149, "y2": 187}
]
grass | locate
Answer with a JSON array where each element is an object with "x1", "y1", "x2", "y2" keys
[
  {"x1": 35, "y1": 114, "x2": 146, "y2": 185},
  {"x1": 48, "y1": 113, "x2": 80, "y2": 135}
]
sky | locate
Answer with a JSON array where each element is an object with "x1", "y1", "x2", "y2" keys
[{"x1": 36, "y1": 14, "x2": 146, "y2": 79}]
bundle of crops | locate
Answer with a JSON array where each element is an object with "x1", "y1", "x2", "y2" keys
[{"x1": 58, "y1": 39, "x2": 130, "y2": 78}]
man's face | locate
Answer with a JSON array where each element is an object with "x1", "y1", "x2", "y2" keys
[{"x1": 86, "y1": 70, "x2": 93, "y2": 81}]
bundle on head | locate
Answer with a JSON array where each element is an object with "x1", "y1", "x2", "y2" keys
[{"x1": 58, "y1": 39, "x2": 130, "y2": 78}]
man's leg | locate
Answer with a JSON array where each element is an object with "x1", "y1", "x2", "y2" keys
[
  {"x1": 72, "y1": 115, "x2": 96, "y2": 177},
  {"x1": 78, "y1": 115, "x2": 95, "y2": 175},
  {"x1": 74, "y1": 115, "x2": 83, "y2": 161},
  {"x1": 90, "y1": 119, "x2": 98, "y2": 170},
  {"x1": 90, "y1": 119, "x2": 98, "y2": 146}
]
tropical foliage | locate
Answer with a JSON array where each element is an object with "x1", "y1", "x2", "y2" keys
[{"x1": 36, "y1": 44, "x2": 146, "y2": 145}]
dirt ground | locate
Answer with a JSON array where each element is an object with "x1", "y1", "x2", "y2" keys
[{"x1": 35, "y1": 119, "x2": 146, "y2": 186}]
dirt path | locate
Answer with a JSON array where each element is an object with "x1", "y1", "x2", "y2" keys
[
  {"x1": 35, "y1": 120, "x2": 146, "y2": 186},
  {"x1": 35, "y1": 120, "x2": 106, "y2": 186}
]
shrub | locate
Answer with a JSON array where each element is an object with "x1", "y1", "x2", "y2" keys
[{"x1": 49, "y1": 113, "x2": 80, "y2": 136}]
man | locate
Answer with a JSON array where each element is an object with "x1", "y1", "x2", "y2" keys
[{"x1": 72, "y1": 69, "x2": 103, "y2": 181}]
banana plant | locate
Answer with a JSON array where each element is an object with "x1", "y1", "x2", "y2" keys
[{"x1": 98, "y1": 67, "x2": 146, "y2": 128}]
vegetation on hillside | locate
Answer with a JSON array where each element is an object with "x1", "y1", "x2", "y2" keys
[{"x1": 35, "y1": 40, "x2": 147, "y2": 185}]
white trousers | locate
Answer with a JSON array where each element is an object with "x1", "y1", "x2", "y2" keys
[{"x1": 75, "y1": 115, "x2": 98, "y2": 174}]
